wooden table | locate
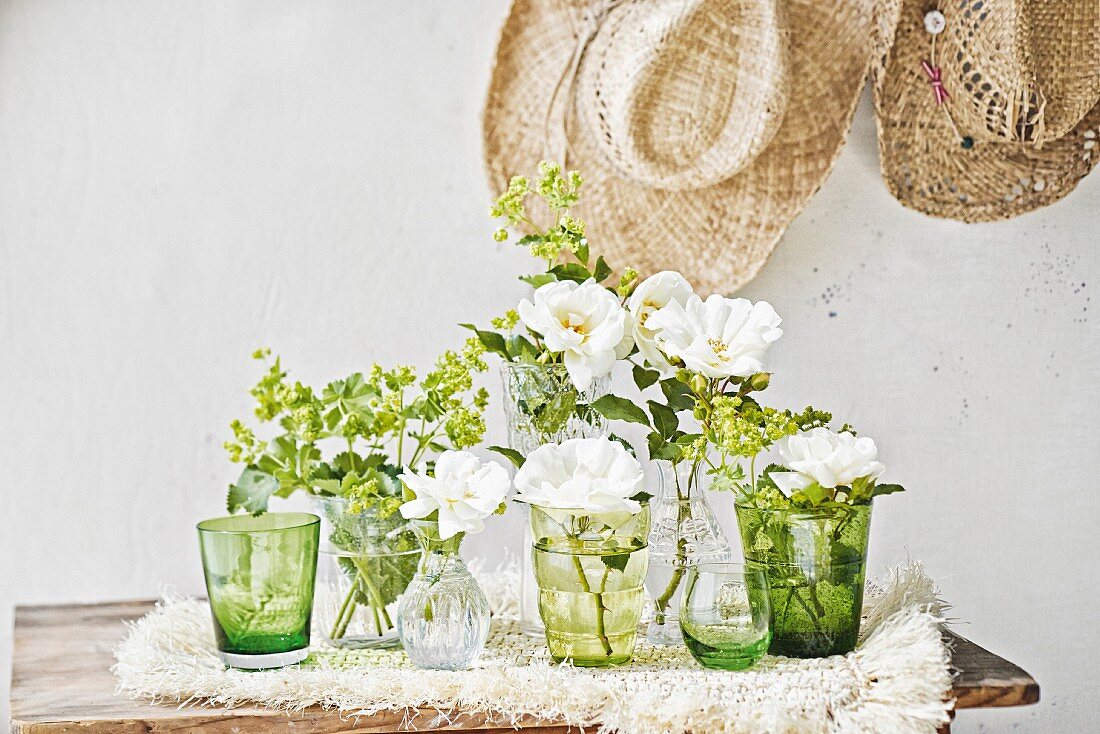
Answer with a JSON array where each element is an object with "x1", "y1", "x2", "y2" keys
[{"x1": 9, "y1": 601, "x2": 1039, "y2": 733}]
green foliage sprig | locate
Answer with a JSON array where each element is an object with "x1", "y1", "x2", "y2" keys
[
  {"x1": 463, "y1": 161, "x2": 639, "y2": 365},
  {"x1": 224, "y1": 343, "x2": 489, "y2": 515}
]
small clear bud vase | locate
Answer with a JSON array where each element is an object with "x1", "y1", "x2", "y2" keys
[
  {"x1": 646, "y1": 460, "x2": 731, "y2": 645},
  {"x1": 396, "y1": 520, "x2": 491, "y2": 670},
  {"x1": 312, "y1": 496, "x2": 419, "y2": 649},
  {"x1": 734, "y1": 503, "x2": 873, "y2": 657},
  {"x1": 529, "y1": 504, "x2": 650, "y2": 667},
  {"x1": 501, "y1": 362, "x2": 613, "y2": 637}
]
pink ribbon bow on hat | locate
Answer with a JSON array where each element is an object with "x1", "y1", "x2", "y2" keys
[{"x1": 921, "y1": 60, "x2": 949, "y2": 105}]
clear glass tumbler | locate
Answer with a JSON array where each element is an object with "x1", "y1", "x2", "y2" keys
[
  {"x1": 197, "y1": 512, "x2": 320, "y2": 669},
  {"x1": 312, "y1": 496, "x2": 419, "y2": 649},
  {"x1": 680, "y1": 562, "x2": 772, "y2": 670}
]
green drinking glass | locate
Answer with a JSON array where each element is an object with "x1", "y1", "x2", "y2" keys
[
  {"x1": 197, "y1": 512, "x2": 320, "y2": 669},
  {"x1": 680, "y1": 562, "x2": 772, "y2": 671}
]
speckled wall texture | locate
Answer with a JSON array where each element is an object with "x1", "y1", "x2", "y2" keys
[{"x1": 0, "y1": 2, "x2": 1097, "y2": 732}]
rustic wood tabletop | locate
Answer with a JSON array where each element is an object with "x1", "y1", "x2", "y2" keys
[{"x1": 9, "y1": 600, "x2": 1039, "y2": 733}]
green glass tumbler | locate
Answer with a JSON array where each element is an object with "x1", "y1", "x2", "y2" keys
[
  {"x1": 197, "y1": 512, "x2": 320, "y2": 669},
  {"x1": 680, "y1": 562, "x2": 771, "y2": 670},
  {"x1": 735, "y1": 503, "x2": 872, "y2": 658},
  {"x1": 529, "y1": 504, "x2": 649, "y2": 667}
]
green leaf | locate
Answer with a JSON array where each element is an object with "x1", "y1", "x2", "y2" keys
[
  {"x1": 549, "y1": 262, "x2": 592, "y2": 283},
  {"x1": 648, "y1": 400, "x2": 679, "y2": 438},
  {"x1": 592, "y1": 256, "x2": 612, "y2": 283},
  {"x1": 871, "y1": 483, "x2": 905, "y2": 498},
  {"x1": 520, "y1": 273, "x2": 557, "y2": 288},
  {"x1": 591, "y1": 395, "x2": 651, "y2": 426},
  {"x1": 608, "y1": 434, "x2": 637, "y2": 456},
  {"x1": 575, "y1": 240, "x2": 590, "y2": 267},
  {"x1": 459, "y1": 323, "x2": 508, "y2": 358},
  {"x1": 651, "y1": 442, "x2": 684, "y2": 462},
  {"x1": 792, "y1": 483, "x2": 829, "y2": 507},
  {"x1": 601, "y1": 553, "x2": 630, "y2": 573},
  {"x1": 660, "y1": 378, "x2": 696, "y2": 412},
  {"x1": 505, "y1": 334, "x2": 539, "y2": 362},
  {"x1": 227, "y1": 467, "x2": 280, "y2": 515},
  {"x1": 489, "y1": 445, "x2": 525, "y2": 468},
  {"x1": 632, "y1": 364, "x2": 660, "y2": 391},
  {"x1": 630, "y1": 490, "x2": 653, "y2": 504}
]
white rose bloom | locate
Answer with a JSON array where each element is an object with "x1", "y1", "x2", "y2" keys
[
  {"x1": 517, "y1": 279, "x2": 628, "y2": 390},
  {"x1": 513, "y1": 437, "x2": 645, "y2": 516},
  {"x1": 646, "y1": 294, "x2": 782, "y2": 379},
  {"x1": 770, "y1": 428, "x2": 886, "y2": 497},
  {"x1": 399, "y1": 451, "x2": 511, "y2": 539},
  {"x1": 626, "y1": 270, "x2": 694, "y2": 373}
]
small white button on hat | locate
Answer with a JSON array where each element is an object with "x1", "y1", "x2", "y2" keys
[{"x1": 924, "y1": 10, "x2": 946, "y2": 35}]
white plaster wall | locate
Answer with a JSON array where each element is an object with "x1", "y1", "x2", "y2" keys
[{"x1": 1, "y1": 1, "x2": 1097, "y2": 730}]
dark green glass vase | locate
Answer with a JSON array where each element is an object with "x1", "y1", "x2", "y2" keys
[
  {"x1": 197, "y1": 512, "x2": 320, "y2": 669},
  {"x1": 734, "y1": 503, "x2": 871, "y2": 658}
]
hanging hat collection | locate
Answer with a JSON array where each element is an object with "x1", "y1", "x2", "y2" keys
[{"x1": 482, "y1": 0, "x2": 1100, "y2": 292}]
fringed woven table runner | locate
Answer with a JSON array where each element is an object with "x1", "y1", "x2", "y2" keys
[{"x1": 114, "y1": 563, "x2": 953, "y2": 734}]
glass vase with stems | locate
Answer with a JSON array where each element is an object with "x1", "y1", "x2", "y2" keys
[
  {"x1": 396, "y1": 520, "x2": 490, "y2": 670},
  {"x1": 501, "y1": 362, "x2": 612, "y2": 636},
  {"x1": 312, "y1": 495, "x2": 418, "y2": 648},
  {"x1": 646, "y1": 458, "x2": 731, "y2": 645},
  {"x1": 528, "y1": 504, "x2": 650, "y2": 667},
  {"x1": 735, "y1": 502, "x2": 872, "y2": 658}
]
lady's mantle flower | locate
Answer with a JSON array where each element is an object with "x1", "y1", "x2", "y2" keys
[
  {"x1": 646, "y1": 294, "x2": 782, "y2": 379},
  {"x1": 770, "y1": 428, "x2": 885, "y2": 496},
  {"x1": 517, "y1": 279, "x2": 629, "y2": 390},
  {"x1": 399, "y1": 451, "x2": 510, "y2": 539},
  {"x1": 512, "y1": 437, "x2": 644, "y2": 515},
  {"x1": 626, "y1": 270, "x2": 694, "y2": 373}
]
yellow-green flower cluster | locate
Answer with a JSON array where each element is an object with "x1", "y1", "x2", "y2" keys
[
  {"x1": 711, "y1": 398, "x2": 832, "y2": 459},
  {"x1": 536, "y1": 161, "x2": 582, "y2": 210},
  {"x1": 225, "y1": 341, "x2": 491, "y2": 515},
  {"x1": 225, "y1": 419, "x2": 266, "y2": 465}
]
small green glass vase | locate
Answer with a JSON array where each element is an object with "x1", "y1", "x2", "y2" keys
[
  {"x1": 734, "y1": 503, "x2": 872, "y2": 658},
  {"x1": 197, "y1": 512, "x2": 320, "y2": 669},
  {"x1": 529, "y1": 504, "x2": 649, "y2": 667}
]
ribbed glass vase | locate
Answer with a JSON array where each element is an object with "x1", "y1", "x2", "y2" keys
[
  {"x1": 501, "y1": 362, "x2": 612, "y2": 637},
  {"x1": 396, "y1": 521, "x2": 490, "y2": 670},
  {"x1": 530, "y1": 504, "x2": 650, "y2": 667},
  {"x1": 646, "y1": 460, "x2": 731, "y2": 645},
  {"x1": 735, "y1": 503, "x2": 873, "y2": 658}
]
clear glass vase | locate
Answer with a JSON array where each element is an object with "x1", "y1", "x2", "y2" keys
[
  {"x1": 501, "y1": 362, "x2": 612, "y2": 637},
  {"x1": 735, "y1": 503, "x2": 872, "y2": 658},
  {"x1": 646, "y1": 460, "x2": 731, "y2": 645},
  {"x1": 396, "y1": 520, "x2": 491, "y2": 670},
  {"x1": 312, "y1": 496, "x2": 419, "y2": 649},
  {"x1": 529, "y1": 504, "x2": 650, "y2": 667}
]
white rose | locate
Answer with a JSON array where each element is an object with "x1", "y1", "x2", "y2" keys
[
  {"x1": 512, "y1": 437, "x2": 645, "y2": 516},
  {"x1": 770, "y1": 428, "x2": 886, "y2": 497},
  {"x1": 626, "y1": 270, "x2": 694, "y2": 373},
  {"x1": 517, "y1": 279, "x2": 628, "y2": 391},
  {"x1": 645, "y1": 294, "x2": 782, "y2": 379},
  {"x1": 399, "y1": 451, "x2": 510, "y2": 539}
]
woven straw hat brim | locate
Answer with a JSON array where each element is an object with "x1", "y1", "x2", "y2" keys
[
  {"x1": 484, "y1": 0, "x2": 891, "y2": 294},
  {"x1": 874, "y1": 1, "x2": 1100, "y2": 222}
]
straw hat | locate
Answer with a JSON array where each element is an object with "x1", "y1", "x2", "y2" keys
[
  {"x1": 874, "y1": 0, "x2": 1100, "y2": 221},
  {"x1": 483, "y1": 0, "x2": 894, "y2": 294}
]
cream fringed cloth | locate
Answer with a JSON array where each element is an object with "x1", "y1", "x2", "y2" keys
[{"x1": 113, "y1": 563, "x2": 953, "y2": 734}]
